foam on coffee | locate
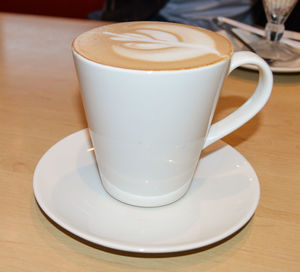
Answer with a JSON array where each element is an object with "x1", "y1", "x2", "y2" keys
[{"x1": 73, "y1": 21, "x2": 233, "y2": 71}]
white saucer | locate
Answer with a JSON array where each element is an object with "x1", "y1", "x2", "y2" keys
[{"x1": 33, "y1": 129, "x2": 260, "y2": 253}]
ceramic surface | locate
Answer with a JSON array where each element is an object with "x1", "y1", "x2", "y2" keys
[
  {"x1": 73, "y1": 48, "x2": 271, "y2": 207},
  {"x1": 33, "y1": 129, "x2": 260, "y2": 253}
]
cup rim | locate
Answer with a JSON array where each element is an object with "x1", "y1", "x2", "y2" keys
[
  {"x1": 72, "y1": 22, "x2": 234, "y2": 73},
  {"x1": 73, "y1": 49, "x2": 232, "y2": 75}
]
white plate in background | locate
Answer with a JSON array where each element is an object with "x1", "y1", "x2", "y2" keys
[{"x1": 219, "y1": 29, "x2": 300, "y2": 73}]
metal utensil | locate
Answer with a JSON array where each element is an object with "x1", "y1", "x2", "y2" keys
[
  {"x1": 212, "y1": 18, "x2": 274, "y2": 65},
  {"x1": 217, "y1": 16, "x2": 300, "y2": 49}
]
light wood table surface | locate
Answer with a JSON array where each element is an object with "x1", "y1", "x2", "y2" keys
[{"x1": 0, "y1": 12, "x2": 299, "y2": 272}]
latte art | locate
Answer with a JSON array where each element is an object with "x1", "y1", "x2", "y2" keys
[
  {"x1": 104, "y1": 26, "x2": 221, "y2": 62},
  {"x1": 73, "y1": 22, "x2": 232, "y2": 70}
]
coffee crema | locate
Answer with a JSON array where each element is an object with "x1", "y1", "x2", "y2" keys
[{"x1": 73, "y1": 21, "x2": 233, "y2": 71}]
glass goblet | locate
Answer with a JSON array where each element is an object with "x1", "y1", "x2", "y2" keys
[{"x1": 251, "y1": 0, "x2": 299, "y2": 61}]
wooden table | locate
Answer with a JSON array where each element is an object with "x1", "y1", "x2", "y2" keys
[{"x1": 1, "y1": 13, "x2": 299, "y2": 272}]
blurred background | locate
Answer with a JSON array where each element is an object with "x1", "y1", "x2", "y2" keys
[
  {"x1": 0, "y1": 0, "x2": 105, "y2": 19},
  {"x1": 1, "y1": 0, "x2": 299, "y2": 31}
]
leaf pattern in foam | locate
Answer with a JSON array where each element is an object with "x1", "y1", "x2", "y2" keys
[{"x1": 103, "y1": 29, "x2": 221, "y2": 56}]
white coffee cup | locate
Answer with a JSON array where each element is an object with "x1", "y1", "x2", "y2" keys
[{"x1": 73, "y1": 22, "x2": 273, "y2": 207}]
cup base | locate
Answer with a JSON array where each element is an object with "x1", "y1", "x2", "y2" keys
[{"x1": 101, "y1": 176, "x2": 192, "y2": 207}]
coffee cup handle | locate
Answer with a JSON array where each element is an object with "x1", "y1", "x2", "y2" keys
[{"x1": 203, "y1": 51, "x2": 273, "y2": 148}]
